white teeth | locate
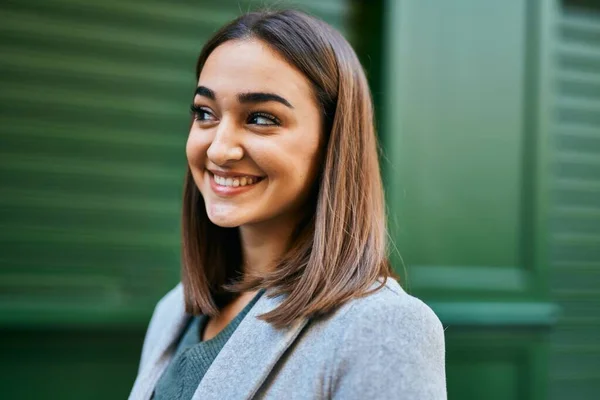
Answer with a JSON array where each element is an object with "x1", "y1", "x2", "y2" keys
[{"x1": 213, "y1": 174, "x2": 260, "y2": 187}]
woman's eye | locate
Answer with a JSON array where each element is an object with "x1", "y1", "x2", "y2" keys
[
  {"x1": 248, "y1": 112, "x2": 280, "y2": 126},
  {"x1": 190, "y1": 105, "x2": 216, "y2": 122}
]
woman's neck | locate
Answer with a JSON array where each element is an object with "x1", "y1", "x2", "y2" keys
[{"x1": 238, "y1": 214, "x2": 299, "y2": 277}]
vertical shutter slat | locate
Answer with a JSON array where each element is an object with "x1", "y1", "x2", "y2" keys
[{"x1": 550, "y1": 1, "x2": 600, "y2": 397}]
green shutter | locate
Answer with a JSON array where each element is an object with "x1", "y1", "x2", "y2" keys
[
  {"x1": 0, "y1": 1, "x2": 349, "y2": 398},
  {"x1": 1, "y1": 0, "x2": 231, "y2": 327},
  {"x1": 549, "y1": 1, "x2": 600, "y2": 398},
  {"x1": 0, "y1": 0, "x2": 348, "y2": 328}
]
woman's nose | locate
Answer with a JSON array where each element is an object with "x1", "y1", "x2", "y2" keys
[{"x1": 206, "y1": 121, "x2": 244, "y2": 165}]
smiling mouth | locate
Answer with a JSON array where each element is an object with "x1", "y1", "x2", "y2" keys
[{"x1": 211, "y1": 172, "x2": 265, "y2": 188}]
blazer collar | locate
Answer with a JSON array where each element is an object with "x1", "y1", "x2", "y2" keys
[
  {"x1": 192, "y1": 290, "x2": 310, "y2": 399},
  {"x1": 130, "y1": 284, "x2": 309, "y2": 400}
]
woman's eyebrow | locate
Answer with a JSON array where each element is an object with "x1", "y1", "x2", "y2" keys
[
  {"x1": 195, "y1": 86, "x2": 293, "y2": 109},
  {"x1": 195, "y1": 86, "x2": 215, "y2": 100},
  {"x1": 238, "y1": 92, "x2": 294, "y2": 109}
]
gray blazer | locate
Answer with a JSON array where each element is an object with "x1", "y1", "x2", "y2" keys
[{"x1": 129, "y1": 278, "x2": 446, "y2": 399}]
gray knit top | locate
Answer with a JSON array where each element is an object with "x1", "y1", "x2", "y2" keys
[{"x1": 152, "y1": 289, "x2": 265, "y2": 400}]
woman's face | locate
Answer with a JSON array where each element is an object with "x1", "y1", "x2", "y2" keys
[{"x1": 187, "y1": 39, "x2": 323, "y2": 228}]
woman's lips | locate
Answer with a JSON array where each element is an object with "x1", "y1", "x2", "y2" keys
[{"x1": 208, "y1": 171, "x2": 264, "y2": 196}]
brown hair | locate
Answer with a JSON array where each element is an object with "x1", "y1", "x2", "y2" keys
[{"x1": 181, "y1": 9, "x2": 396, "y2": 328}]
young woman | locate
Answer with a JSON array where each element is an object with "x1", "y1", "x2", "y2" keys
[{"x1": 129, "y1": 9, "x2": 446, "y2": 400}]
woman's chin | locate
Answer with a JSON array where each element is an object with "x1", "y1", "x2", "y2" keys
[
  {"x1": 208, "y1": 218, "x2": 241, "y2": 228},
  {"x1": 205, "y1": 204, "x2": 244, "y2": 228},
  {"x1": 206, "y1": 213, "x2": 241, "y2": 228}
]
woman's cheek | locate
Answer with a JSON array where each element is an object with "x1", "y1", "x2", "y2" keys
[{"x1": 186, "y1": 131, "x2": 209, "y2": 166}]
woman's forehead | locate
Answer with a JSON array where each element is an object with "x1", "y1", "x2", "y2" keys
[{"x1": 197, "y1": 39, "x2": 312, "y2": 101}]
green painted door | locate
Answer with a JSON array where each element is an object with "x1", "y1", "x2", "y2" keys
[{"x1": 381, "y1": 0, "x2": 559, "y2": 398}]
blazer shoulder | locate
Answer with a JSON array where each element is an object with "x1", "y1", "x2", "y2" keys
[
  {"x1": 319, "y1": 277, "x2": 445, "y2": 356},
  {"x1": 342, "y1": 277, "x2": 443, "y2": 334},
  {"x1": 153, "y1": 282, "x2": 184, "y2": 315},
  {"x1": 137, "y1": 282, "x2": 185, "y2": 372},
  {"x1": 328, "y1": 278, "x2": 447, "y2": 399},
  {"x1": 145, "y1": 282, "x2": 185, "y2": 342}
]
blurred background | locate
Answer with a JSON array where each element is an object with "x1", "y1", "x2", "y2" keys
[{"x1": 0, "y1": 0, "x2": 598, "y2": 398}]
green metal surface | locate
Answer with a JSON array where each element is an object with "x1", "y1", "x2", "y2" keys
[
  {"x1": 383, "y1": 0, "x2": 548, "y2": 299},
  {"x1": 548, "y1": 1, "x2": 600, "y2": 398},
  {"x1": 382, "y1": 0, "x2": 559, "y2": 398},
  {"x1": 446, "y1": 328, "x2": 550, "y2": 400},
  {"x1": 0, "y1": 0, "x2": 349, "y2": 398},
  {"x1": 0, "y1": 0, "x2": 349, "y2": 329},
  {"x1": 0, "y1": 328, "x2": 145, "y2": 399}
]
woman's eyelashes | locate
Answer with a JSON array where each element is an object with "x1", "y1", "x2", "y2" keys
[
  {"x1": 190, "y1": 104, "x2": 281, "y2": 127},
  {"x1": 190, "y1": 104, "x2": 215, "y2": 122},
  {"x1": 247, "y1": 112, "x2": 280, "y2": 126}
]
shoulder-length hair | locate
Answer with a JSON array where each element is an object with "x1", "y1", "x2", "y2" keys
[{"x1": 182, "y1": 9, "x2": 396, "y2": 329}]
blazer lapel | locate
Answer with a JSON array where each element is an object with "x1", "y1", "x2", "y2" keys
[
  {"x1": 192, "y1": 290, "x2": 310, "y2": 400},
  {"x1": 129, "y1": 284, "x2": 191, "y2": 400}
]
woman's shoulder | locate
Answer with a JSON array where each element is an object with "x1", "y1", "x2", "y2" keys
[
  {"x1": 303, "y1": 277, "x2": 445, "y2": 364},
  {"x1": 333, "y1": 277, "x2": 444, "y2": 336},
  {"x1": 136, "y1": 283, "x2": 186, "y2": 373},
  {"x1": 153, "y1": 282, "x2": 185, "y2": 313},
  {"x1": 319, "y1": 277, "x2": 447, "y2": 399}
]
